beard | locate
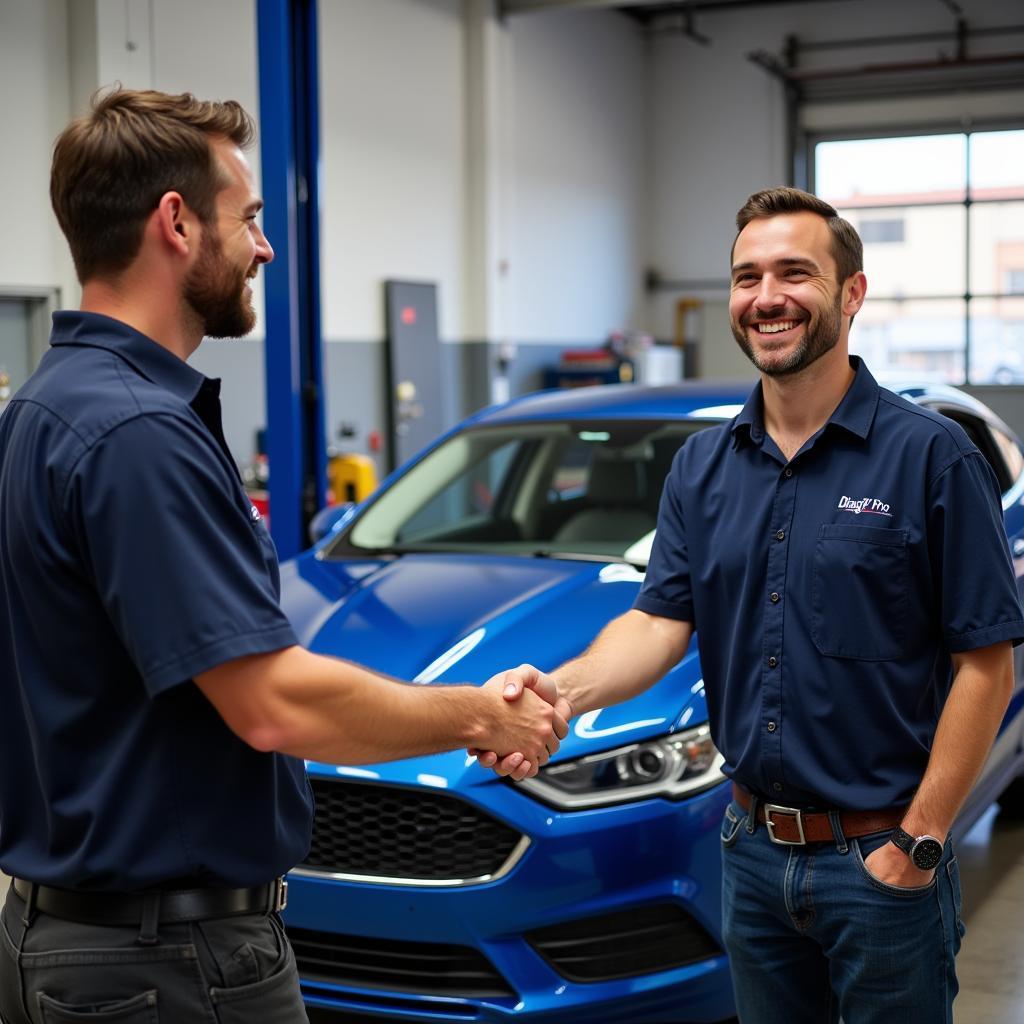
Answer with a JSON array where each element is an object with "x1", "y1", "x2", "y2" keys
[
  {"x1": 183, "y1": 228, "x2": 256, "y2": 339},
  {"x1": 731, "y1": 288, "x2": 843, "y2": 377}
]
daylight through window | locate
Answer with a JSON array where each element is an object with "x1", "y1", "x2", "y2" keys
[{"x1": 814, "y1": 130, "x2": 1024, "y2": 385}]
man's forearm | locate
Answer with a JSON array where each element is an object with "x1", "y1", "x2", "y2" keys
[
  {"x1": 553, "y1": 609, "x2": 693, "y2": 717},
  {"x1": 197, "y1": 645, "x2": 562, "y2": 766},
  {"x1": 902, "y1": 642, "x2": 1014, "y2": 838}
]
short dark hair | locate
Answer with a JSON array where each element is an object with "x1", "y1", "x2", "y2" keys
[
  {"x1": 50, "y1": 87, "x2": 255, "y2": 283},
  {"x1": 733, "y1": 186, "x2": 863, "y2": 283}
]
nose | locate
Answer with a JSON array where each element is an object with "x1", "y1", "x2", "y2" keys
[
  {"x1": 254, "y1": 225, "x2": 274, "y2": 266},
  {"x1": 753, "y1": 273, "x2": 785, "y2": 314}
]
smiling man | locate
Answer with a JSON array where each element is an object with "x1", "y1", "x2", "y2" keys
[
  {"x1": 0, "y1": 89, "x2": 566, "y2": 1023},
  {"x1": 483, "y1": 187, "x2": 1024, "y2": 1023}
]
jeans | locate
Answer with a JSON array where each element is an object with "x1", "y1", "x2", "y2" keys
[
  {"x1": 720, "y1": 799, "x2": 965, "y2": 1024},
  {"x1": 0, "y1": 884, "x2": 308, "y2": 1023}
]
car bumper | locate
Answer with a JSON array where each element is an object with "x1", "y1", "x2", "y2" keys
[{"x1": 284, "y1": 777, "x2": 735, "y2": 1023}]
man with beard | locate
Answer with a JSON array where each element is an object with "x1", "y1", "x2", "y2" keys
[
  {"x1": 478, "y1": 187, "x2": 1023, "y2": 1022},
  {"x1": 0, "y1": 89, "x2": 567, "y2": 1023}
]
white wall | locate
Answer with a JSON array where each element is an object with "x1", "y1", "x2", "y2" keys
[
  {"x1": 0, "y1": 0, "x2": 75, "y2": 305},
  {"x1": 318, "y1": 0, "x2": 468, "y2": 343},
  {"x1": 316, "y1": 0, "x2": 648, "y2": 347},
  {"x1": 504, "y1": 8, "x2": 648, "y2": 344}
]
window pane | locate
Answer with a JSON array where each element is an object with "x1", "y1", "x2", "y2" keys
[
  {"x1": 968, "y1": 296, "x2": 1024, "y2": 384},
  {"x1": 969, "y1": 202, "x2": 1024, "y2": 296},
  {"x1": 837, "y1": 205, "x2": 965, "y2": 299},
  {"x1": 969, "y1": 130, "x2": 1024, "y2": 197},
  {"x1": 816, "y1": 135, "x2": 966, "y2": 206},
  {"x1": 851, "y1": 298, "x2": 965, "y2": 382}
]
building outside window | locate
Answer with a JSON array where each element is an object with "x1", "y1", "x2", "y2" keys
[{"x1": 814, "y1": 129, "x2": 1024, "y2": 385}]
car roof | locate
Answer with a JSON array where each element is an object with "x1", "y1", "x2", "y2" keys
[
  {"x1": 464, "y1": 376, "x2": 1017, "y2": 439},
  {"x1": 469, "y1": 381, "x2": 753, "y2": 426}
]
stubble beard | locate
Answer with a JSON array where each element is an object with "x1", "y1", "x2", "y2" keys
[
  {"x1": 731, "y1": 289, "x2": 843, "y2": 378},
  {"x1": 183, "y1": 227, "x2": 256, "y2": 339}
]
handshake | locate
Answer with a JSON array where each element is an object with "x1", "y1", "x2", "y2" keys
[{"x1": 471, "y1": 664, "x2": 574, "y2": 781}]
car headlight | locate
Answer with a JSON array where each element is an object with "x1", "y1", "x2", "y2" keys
[{"x1": 518, "y1": 723, "x2": 726, "y2": 809}]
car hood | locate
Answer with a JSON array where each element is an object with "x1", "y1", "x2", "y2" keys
[{"x1": 280, "y1": 552, "x2": 705, "y2": 785}]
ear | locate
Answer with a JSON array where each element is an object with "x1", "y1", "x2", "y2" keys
[
  {"x1": 151, "y1": 192, "x2": 196, "y2": 257},
  {"x1": 842, "y1": 271, "x2": 867, "y2": 318}
]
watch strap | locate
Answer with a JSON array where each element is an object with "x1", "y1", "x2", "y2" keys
[{"x1": 890, "y1": 825, "x2": 915, "y2": 856}]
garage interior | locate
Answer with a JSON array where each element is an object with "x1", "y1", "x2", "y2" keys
[{"x1": 2, "y1": 0, "x2": 1024, "y2": 1021}]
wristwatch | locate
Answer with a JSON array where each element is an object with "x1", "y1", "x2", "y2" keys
[{"x1": 890, "y1": 826, "x2": 944, "y2": 870}]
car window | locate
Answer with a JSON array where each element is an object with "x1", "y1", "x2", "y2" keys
[
  {"x1": 397, "y1": 436, "x2": 523, "y2": 540},
  {"x1": 992, "y1": 426, "x2": 1024, "y2": 486},
  {"x1": 336, "y1": 420, "x2": 712, "y2": 563},
  {"x1": 928, "y1": 406, "x2": 1013, "y2": 494}
]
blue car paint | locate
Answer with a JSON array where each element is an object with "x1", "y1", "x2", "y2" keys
[{"x1": 279, "y1": 381, "x2": 1024, "y2": 1023}]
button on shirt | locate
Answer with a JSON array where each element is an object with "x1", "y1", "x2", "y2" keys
[
  {"x1": 0, "y1": 312, "x2": 312, "y2": 889},
  {"x1": 636, "y1": 357, "x2": 1024, "y2": 811}
]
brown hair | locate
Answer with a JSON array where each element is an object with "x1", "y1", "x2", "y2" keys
[
  {"x1": 50, "y1": 87, "x2": 255, "y2": 283},
  {"x1": 733, "y1": 186, "x2": 863, "y2": 283}
]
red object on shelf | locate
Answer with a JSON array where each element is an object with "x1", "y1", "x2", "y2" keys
[{"x1": 560, "y1": 348, "x2": 615, "y2": 366}]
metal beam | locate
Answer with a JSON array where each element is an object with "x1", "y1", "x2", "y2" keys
[
  {"x1": 256, "y1": 0, "x2": 327, "y2": 560},
  {"x1": 501, "y1": 0, "x2": 651, "y2": 14},
  {"x1": 500, "y1": 0, "x2": 870, "y2": 22}
]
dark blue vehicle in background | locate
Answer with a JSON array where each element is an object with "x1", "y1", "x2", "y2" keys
[{"x1": 278, "y1": 380, "x2": 1024, "y2": 1024}]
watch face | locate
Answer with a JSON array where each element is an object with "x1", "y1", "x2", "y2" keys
[{"x1": 911, "y1": 837, "x2": 943, "y2": 870}]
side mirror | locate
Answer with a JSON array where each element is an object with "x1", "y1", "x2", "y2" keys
[{"x1": 308, "y1": 503, "x2": 355, "y2": 546}]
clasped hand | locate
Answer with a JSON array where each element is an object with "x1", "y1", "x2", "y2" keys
[{"x1": 471, "y1": 664, "x2": 573, "y2": 780}]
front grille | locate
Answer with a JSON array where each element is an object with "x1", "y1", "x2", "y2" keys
[
  {"x1": 290, "y1": 926, "x2": 516, "y2": 999},
  {"x1": 300, "y1": 779, "x2": 523, "y2": 883},
  {"x1": 526, "y1": 903, "x2": 722, "y2": 983}
]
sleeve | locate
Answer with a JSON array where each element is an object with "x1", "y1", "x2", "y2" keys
[
  {"x1": 928, "y1": 450, "x2": 1024, "y2": 652},
  {"x1": 634, "y1": 446, "x2": 695, "y2": 622},
  {"x1": 64, "y1": 413, "x2": 299, "y2": 695}
]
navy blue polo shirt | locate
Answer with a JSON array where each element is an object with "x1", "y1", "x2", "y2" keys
[
  {"x1": 0, "y1": 311, "x2": 312, "y2": 890},
  {"x1": 636, "y1": 357, "x2": 1024, "y2": 811}
]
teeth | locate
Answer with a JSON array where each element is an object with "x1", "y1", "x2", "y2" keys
[{"x1": 757, "y1": 320, "x2": 797, "y2": 334}]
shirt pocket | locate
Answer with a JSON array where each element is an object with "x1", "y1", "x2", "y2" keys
[{"x1": 811, "y1": 523, "x2": 908, "y2": 661}]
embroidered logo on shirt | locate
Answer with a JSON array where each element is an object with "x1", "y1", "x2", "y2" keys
[
  {"x1": 250, "y1": 505, "x2": 262, "y2": 522},
  {"x1": 837, "y1": 495, "x2": 893, "y2": 517}
]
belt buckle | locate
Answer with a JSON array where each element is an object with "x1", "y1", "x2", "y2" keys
[
  {"x1": 764, "y1": 803, "x2": 806, "y2": 846},
  {"x1": 274, "y1": 876, "x2": 288, "y2": 912}
]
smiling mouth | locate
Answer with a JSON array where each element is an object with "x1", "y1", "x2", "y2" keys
[{"x1": 755, "y1": 320, "x2": 801, "y2": 334}]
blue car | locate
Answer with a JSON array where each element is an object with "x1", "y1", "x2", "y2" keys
[{"x1": 279, "y1": 380, "x2": 1024, "y2": 1024}]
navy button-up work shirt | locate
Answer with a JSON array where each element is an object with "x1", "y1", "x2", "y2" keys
[
  {"x1": 0, "y1": 312, "x2": 312, "y2": 889},
  {"x1": 636, "y1": 358, "x2": 1024, "y2": 810}
]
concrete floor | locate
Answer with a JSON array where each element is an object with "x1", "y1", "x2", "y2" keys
[
  {"x1": 954, "y1": 803, "x2": 1024, "y2": 1023},
  {"x1": 1, "y1": 808, "x2": 1022, "y2": 1021}
]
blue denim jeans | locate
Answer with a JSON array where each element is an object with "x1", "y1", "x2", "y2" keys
[
  {"x1": 720, "y1": 799, "x2": 965, "y2": 1024},
  {"x1": 0, "y1": 884, "x2": 308, "y2": 1023}
]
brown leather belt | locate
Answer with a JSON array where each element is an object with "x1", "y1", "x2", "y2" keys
[{"x1": 732, "y1": 784, "x2": 905, "y2": 846}]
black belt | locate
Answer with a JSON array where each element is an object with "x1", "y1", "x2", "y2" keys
[{"x1": 11, "y1": 876, "x2": 288, "y2": 926}]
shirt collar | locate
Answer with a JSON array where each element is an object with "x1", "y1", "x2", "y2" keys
[
  {"x1": 730, "y1": 355, "x2": 880, "y2": 449},
  {"x1": 49, "y1": 310, "x2": 209, "y2": 405}
]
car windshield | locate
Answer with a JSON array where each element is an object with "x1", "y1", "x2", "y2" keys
[{"x1": 335, "y1": 419, "x2": 714, "y2": 565}]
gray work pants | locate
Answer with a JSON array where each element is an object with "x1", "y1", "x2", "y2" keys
[{"x1": 0, "y1": 884, "x2": 309, "y2": 1022}]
